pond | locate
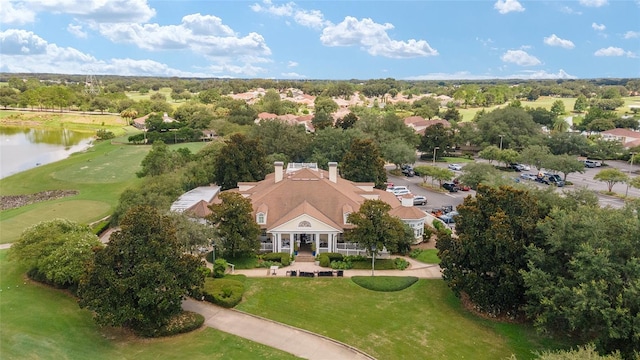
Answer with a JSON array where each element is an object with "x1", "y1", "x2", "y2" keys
[{"x1": 0, "y1": 127, "x2": 94, "y2": 179}]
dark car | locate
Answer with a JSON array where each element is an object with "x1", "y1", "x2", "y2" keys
[
  {"x1": 544, "y1": 173, "x2": 565, "y2": 187},
  {"x1": 401, "y1": 164, "x2": 415, "y2": 177},
  {"x1": 442, "y1": 182, "x2": 458, "y2": 192}
]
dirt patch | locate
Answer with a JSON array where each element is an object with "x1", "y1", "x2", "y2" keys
[
  {"x1": 1, "y1": 190, "x2": 79, "y2": 211},
  {"x1": 459, "y1": 292, "x2": 526, "y2": 324}
]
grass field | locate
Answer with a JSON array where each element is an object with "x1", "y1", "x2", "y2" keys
[
  {"x1": 0, "y1": 251, "x2": 300, "y2": 360},
  {"x1": 237, "y1": 277, "x2": 565, "y2": 359},
  {"x1": 0, "y1": 130, "x2": 208, "y2": 244},
  {"x1": 414, "y1": 248, "x2": 441, "y2": 264}
]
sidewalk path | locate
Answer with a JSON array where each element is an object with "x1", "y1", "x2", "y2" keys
[{"x1": 182, "y1": 298, "x2": 375, "y2": 360}]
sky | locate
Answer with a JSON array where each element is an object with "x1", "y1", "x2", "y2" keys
[{"x1": 0, "y1": 0, "x2": 639, "y2": 80}]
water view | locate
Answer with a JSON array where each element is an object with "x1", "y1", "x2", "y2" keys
[{"x1": 0, "y1": 127, "x2": 94, "y2": 179}]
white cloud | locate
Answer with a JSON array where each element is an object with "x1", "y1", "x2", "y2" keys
[
  {"x1": 67, "y1": 24, "x2": 88, "y2": 38},
  {"x1": 0, "y1": 29, "x2": 263, "y2": 78},
  {"x1": 0, "y1": 1, "x2": 36, "y2": 25},
  {"x1": 320, "y1": 16, "x2": 438, "y2": 58},
  {"x1": 501, "y1": 50, "x2": 542, "y2": 66},
  {"x1": 580, "y1": 0, "x2": 608, "y2": 7},
  {"x1": 405, "y1": 69, "x2": 575, "y2": 80},
  {"x1": 9, "y1": 0, "x2": 156, "y2": 24},
  {"x1": 251, "y1": 1, "x2": 330, "y2": 29},
  {"x1": 559, "y1": 6, "x2": 582, "y2": 15},
  {"x1": 294, "y1": 9, "x2": 329, "y2": 30},
  {"x1": 592, "y1": 23, "x2": 606, "y2": 31},
  {"x1": 281, "y1": 72, "x2": 306, "y2": 79},
  {"x1": 250, "y1": 0, "x2": 295, "y2": 17},
  {"x1": 624, "y1": 31, "x2": 640, "y2": 39},
  {"x1": 594, "y1": 46, "x2": 636, "y2": 57},
  {"x1": 97, "y1": 13, "x2": 271, "y2": 59},
  {"x1": 543, "y1": 34, "x2": 575, "y2": 49},
  {"x1": 494, "y1": 0, "x2": 525, "y2": 14},
  {"x1": 287, "y1": 61, "x2": 298, "y2": 67}
]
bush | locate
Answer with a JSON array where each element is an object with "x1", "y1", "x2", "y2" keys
[
  {"x1": 138, "y1": 311, "x2": 204, "y2": 338},
  {"x1": 261, "y1": 252, "x2": 291, "y2": 266},
  {"x1": 351, "y1": 276, "x2": 419, "y2": 292},
  {"x1": 325, "y1": 253, "x2": 344, "y2": 262},
  {"x1": 331, "y1": 260, "x2": 353, "y2": 270},
  {"x1": 212, "y1": 259, "x2": 227, "y2": 278},
  {"x1": 318, "y1": 254, "x2": 331, "y2": 267},
  {"x1": 422, "y1": 225, "x2": 434, "y2": 242},
  {"x1": 91, "y1": 220, "x2": 110, "y2": 236},
  {"x1": 432, "y1": 220, "x2": 452, "y2": 235},
  {"x1": 409, "y1": 249, "x2": 423, "y2": 259},
  {"x1": 394, "y1": 257, "x2": 410, "y2": 270},
  {"x1": 96, "y1": 129, "x2": 115, "y2": 140},
  {"x1": 203, "y1": 278, "x2": 244, "y2": 308}
]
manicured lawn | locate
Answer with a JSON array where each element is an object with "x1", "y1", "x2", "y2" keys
[
  {"x1": 0, "y1": 130, "x2": 208, "y2": 244},
  {"x1": 0, "y1": 251, "x2": 300, "y2": 359},
  {"x1": 414, "y1": 248, "x2": 441, "y2": 264},
  {"x1": 237, "y1": 278, "x2": 565, "y2": 359}
]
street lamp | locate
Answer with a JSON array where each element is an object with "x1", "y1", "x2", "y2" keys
[
  {"x1": 625, "y1": 152, "x2": 636, "y2": 197},
  {"x1": 499, "y1": 135, "x2": 504, "y2": 150},
  {"x1": 432, "y1": 146, "x2": 439, "y2": 165},
  {"x1": 371, "y1": 245, "x2": 376, "y2": 276}
]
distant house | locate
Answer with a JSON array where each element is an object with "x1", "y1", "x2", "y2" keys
[
  {"x1": 170, "y1": 185, "x2": 221, "y2": 223},
  {"x1": 600, "y1": 128, "x2": 640, "y2": 149},
  {"x1": 200, "y1": 129, "x2": 216, "y2": 141},
  {"x1": 131, "y1": 112, "x2": 176, "y2": 129},
  {"x1": 404, "y1": 116, "x2": 451, "y2": 135}
]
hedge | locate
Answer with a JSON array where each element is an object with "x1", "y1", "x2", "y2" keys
[
  {"x1": 203, "y1": 278, "x2": 245, "y2": 308},
  {"x1": 261, "y1": 252, "x2": 291, "y2": 266},
  {"x1": 140, "y1": 311, "x2": 204, "y2": 337}
]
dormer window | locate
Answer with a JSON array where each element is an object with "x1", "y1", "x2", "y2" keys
[
  {"x1": 257, "y1": 212, "x2": 266, "y2": 224},
  {"x1": 343, "y1": 212, "x2": 351, "y2": 225}
]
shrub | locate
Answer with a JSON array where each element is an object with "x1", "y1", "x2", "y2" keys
[
  {"x1": 351, "y1": 276, "x2": 419, "y2": 292},
  {"x1": 394, "y1": 257, "x2": 410, "y2": 270},
  {"x1": 432, "y1": 220, "x2": 452, "y2": 235},
  {"x1": 318, "y1": 254, "x2": 331, "y2": 267},
  {"x1": 325, "y1": 253, "x2": 344, "y2": 262},
  {"x1": 261, "y1": 252, "x2": 291, "y2": 266},
  {"x1": 212, "y1": 259, "x2": 227, "y2": 278},
  {"x1": 203, "y1": 278, "x2": 244, "y2": 308},
  {"x1": 422, "y1": 225, "x2": 434, "y2": 242},
  {"x1": 331, "y1": 260, "x2": 353, "y2": 270},
  {"x1": 96, "y1": 129, "x2": 115, "y2": 140},
  {"x1": 91, "y1": 220, "x2": 110, "y2": 236},
  {"x1": 138, "y1": 311, "x2": 204, "y2": 338},
  {"x1": 409, "y1": 249, "x2": 423, "y2": 259}
]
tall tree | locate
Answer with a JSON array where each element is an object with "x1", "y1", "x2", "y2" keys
[
  {"x1": 78, "y1": 206, "x2": 205, "y2": 335},
  {"x1": 437, "y1": 185, "x2": 543, "y2": 316},
  {"x1": 341, "y1": 138, "x2": 387, "y2": 189},
  {"x1": 137, "y1": 140, "x2": 175, "y2": 178},
  {"x1": 380, "y1": 139, "x2": 416, "y2": 169},
  {"x1": 519, "y1": 145, "x2": 552, "y2": 171},
  {"x1": 312, "y1": 110, "x2": 333, "y2": 131},
  {"x1": 345, "y1": 200, "x2": 413, "y2": 272},
  {"x1": 544, "y1": 154, "x2": 585, "y2": 181},
  {"x1": 573, "y1": 94, "x2": 588, "y2": 113},
  {"x1": 523, "y1": 206, "x2": 640, "y2": 358},
  {"x1": 419, "y1": 123, "x2": 453, "y2": 159},
  {"x1": 214, "y1": 134, "x2": 268, "y2": 190},
  {"x1": 550, "y1": 100, "x2": 566, "y2": 117},
  {"x1": 207, "y1": 192, "x2": 260, "y2": 258},
  {"x1": 475, "y1": 107, "x2": 543, "y2": 149}
]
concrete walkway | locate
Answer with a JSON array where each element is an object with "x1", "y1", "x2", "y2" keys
[{"x1": 182, "y1": 298, "x2": 375, "y2": 360}]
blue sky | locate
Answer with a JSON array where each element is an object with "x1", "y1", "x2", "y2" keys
[{"x1": 1, "y1": 0, "x2": 639, "y2": 80}]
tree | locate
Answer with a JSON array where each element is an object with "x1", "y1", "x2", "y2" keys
[
  {"x1": 573, "y1": 94, "x2": 588, "y2": 113},
  {"x1": 594, "y1": 168, "x2": 629, "y2": 192},
  {"x1": 312, "y1": 110, "x2": 333, "y2": 131},
  {"x1": 341, "y1": 138, "x2": 387, "y2": 189},
  {"x1": 437, "y1": 185, "x2": 543, "y2": 316},
  {"x1": 207, "y1": 192, "x2": 260, "y2": 258},
  {"x1": 519, "y1": 145, "x2": 551, "y2": 171},
  {"x1": 587, "y1": 139, "x2": 624, "y2": 162},
  {"x1": 78, "y1": 206, "x2": 205, "y2": 335},
  {"x1": 308, "y1": 127, "x2": 364, "y2": 169},
  {"x1": 550, "y1": 100, "x2": 566, "y2": 117},
  {"x1": 475, "y1": 107, "x2": 543, "y2": 149},
  {"x1": 249, "y1": 119, "x2": 311, "y2": 162},
  {"x1": 419, "y1": 123, "x2": 453, "y2": 159},
  {"x1": 214, "y1": 134, "x2": 268, "y2": 190},
  {"x1": 137, "y1": 140, "x2": 174, "y2": 177},
  {"x1": 544, "y1": 154, "x2": 585, "y2": 181},
  {"x1": 335, "y1": 112, "x2": 358, "y2": 130},
  {"x1": 120, "y1": 108, "x2": 139, "y2": 125},
  {"x1": 546, "y1": 132, "x2": 590, "y2": 156},
  {"x1": 345, "y1": 199, "x2": 413, "y2": 273},
  {"x1": 167, "y1": 212, "x2": 216, "y2": 254},
  {"x1": 629, "y1": 176, "x2": 640, "y2": 190},
  {"x1": 522, "y1": 206, "x2": 640, "y2": 357},
  {"x1": 456, "y1": 163, "x2": 501, "y2": 190},
  {"x1": 527, "y1": 107, "x2": 556, "y2": 127},
  {"x1": 496, "y1": 149, "x2": 519, "y2": 167},
  {"x1": 314, "y1": 96, "x2": 339, "y2": 114},
  {"x1": 478, "y1": 145, "x2": 501, "y2": 164},
  {"x1": 9, "y1": 219, "x2": 102, "y2": 289},
  {"x1": 380, "y1": 139, "x2": 416, "y2": 169}
]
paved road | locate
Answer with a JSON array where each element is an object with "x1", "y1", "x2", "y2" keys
[{"x1": 182, "y1": 299, "x2": 375, "y2": 360}]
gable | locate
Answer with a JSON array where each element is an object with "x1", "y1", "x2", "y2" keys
[{"x1": 270, "y1": 213, "x2": 341, "y2": 232}]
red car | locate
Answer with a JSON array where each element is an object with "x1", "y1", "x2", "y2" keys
[{"x1": 453, "y1": 179, "x2": 471, "y2": 191}]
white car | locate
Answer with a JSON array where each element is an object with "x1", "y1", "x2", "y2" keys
[
  {"x1": 448, "y1": 163, "x2": 462, "y2": 171},
  {"x1": 392, "y1": 188, "x2": 411, "y2": 197},
  {"x1": 517, "y1": 164, "x2": 531, "y2": 171}
]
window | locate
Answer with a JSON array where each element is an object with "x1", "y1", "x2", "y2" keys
[
  {"x1": 343, "y1": 212, "x2": 351, "y2": 225},
  {"x1": 257, "y1": 212, "x2": 266, "y2": 224},
  {"x1": 298, "y1": 220, "x2": 311, "y2": 228}
]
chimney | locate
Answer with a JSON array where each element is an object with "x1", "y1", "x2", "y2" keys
[
  {"x1": 401, "y1": 194, "x2": 413, "y2": 207},
  {"x1": 328, "y1": 162, "x2": 338, "y2": 183},
  {"x1": 274, "y1": 161, "x2": 284, "y2": 183}
]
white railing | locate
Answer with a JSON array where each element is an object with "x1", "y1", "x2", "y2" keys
[{"x1": 260, "y1": 243, "x2": 273, "y2": 251}]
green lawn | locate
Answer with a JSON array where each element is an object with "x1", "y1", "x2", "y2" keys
[
  {"x1": 0, "y1": 251, "x2": 300, "y2": 359},
  {"x1": 414, "y1": 248, "x2": 441, "y2": 264},
  {"x1": 0, "y1": 132, "x2": 208, "y2": 244},
  {"x1": 237, "y1": 278, "x2": 565, "y2": 360}
]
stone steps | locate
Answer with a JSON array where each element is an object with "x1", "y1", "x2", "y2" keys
[{"x1": 295, "y1": 254, "x2": 316, "y2": 262}]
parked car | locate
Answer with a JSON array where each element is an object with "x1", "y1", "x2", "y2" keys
[
  {"x1": 452, "y1": 179, "x2": 470, "y2": 191},
  {"x1": 388, "y1": 185, "x2": 408, "y2": 193},
  {"x1": 518, "y1": 164, "x2": 531, "y2": 171},
  {"x1": 520, "y1": 173, "x2": 537, "y2": 181},
  {"x1": 438, "y1": 210, "x2": 459, "y2": 224},
  {"x1": 442, "y1": 182, "x2": 459, "y2": 192},
  {"x1": 448, "y1": 163, "x2": 463, "y2": 171},
  {"x1": 393, "y1": 189, "x2": 412, "y2": 197},
  {"x1": 402, "y1": 166, "x2": 415, "y2": 177},
  {"x1": 584, "y1": 160, "x2": 602, "y2": 167},
  {"x1": 412, "y1": 196, "x2": 428, "y2": 206},
  {"x1": 509, "y1": 163, "x2": 524, "y2": 172},
  {"x1": 544, "y1": 173, "x2": 565, "y2": 187}
]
